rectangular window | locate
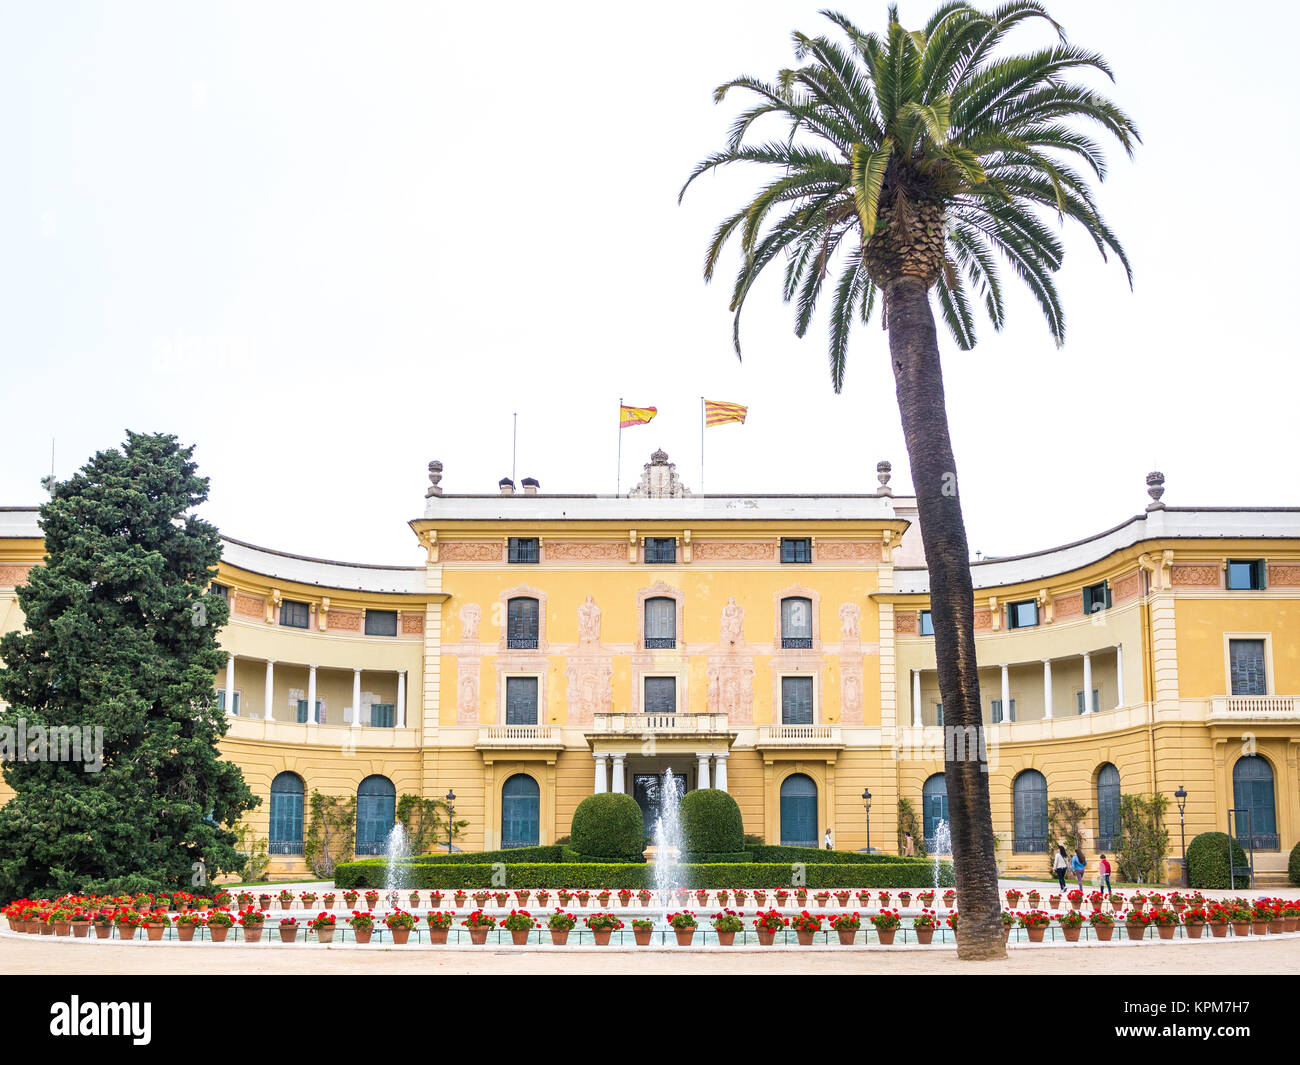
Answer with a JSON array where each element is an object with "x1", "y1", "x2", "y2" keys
[
  {"x1": 644, "y1": 537, "x2": 677, "y2": 564},
  {"x1": 506, "y1": 598, "x2": 540, "y2": 649},
  {"x1": 1006, "y1": 600, "x2": 1039, "y2": 629},
  {"x1": 644, "y1": 676, "x2": 676, "y2": 716},
  {"x1": 364, "y1": 609, "x2": 398, "y2": 637},
  {"x1": 781, "y1": 676, "x2": 814, "y2": 725},
  {"x1": 295, "y1": 699, "x2": 324, "y2": 724},
  {"x1": 1229, "y1": 639, "x2": 1267, "y2": 696},
  {"x1": 1082, "y1": 580, "x2": 1111, "y2": 615},
  {"x1": 370, "y1": 703, "x2": 395, "y2": 728},
  {"x1": 991, "y1": 698, "x2": 1015, "y2": 723},
  {"x1": 1226, "y1": 559, "x2": 1266, "y2": 591},
  {"x1": 1075, "y1": 689, "x2": 1100, "y2": 714},
  {"x1": 217, "y1": 690, "x2": 241, "y2": 714},
  {"x1": 508, "y1": 537, "x2": 540, "y2": 564},
  {"x1": 279, "y1": 600, "x2": 310, "y2": 629},
  {"x1": 505, "y1": 677, "x2": 539, "y2": 725},
  {"x1": 211, "y1": 583, "x2": 228, "y2": 601},
  {"x1": 780, "y1": 538, "x2": 812, "y2": 564},
  {"x1": 919, "y1": 610, "x2": 934, "y2": 636}
]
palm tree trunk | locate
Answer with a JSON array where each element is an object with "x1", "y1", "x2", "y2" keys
[{"x1": 886, "y1": 275, "x2": 1004, "y2": 960}]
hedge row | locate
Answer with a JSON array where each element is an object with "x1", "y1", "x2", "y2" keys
[
  {"x1": 346, "y1": 845, "x2": 570, "y2": 867},
  {"x1": 333, "y1": 861, "x2": 954, "y2": 890},
  {"x1": 747, "y1": 845, "x2": 925, "y2": 866},
  {"x1": 682, "y1": 852, "x2": 755, "y2": 863}
]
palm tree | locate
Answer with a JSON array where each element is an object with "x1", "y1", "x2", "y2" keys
[{"x1": 681, "y1": 2, "x2": 1138, "y2": 958}]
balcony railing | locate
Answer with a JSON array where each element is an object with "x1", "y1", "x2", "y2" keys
[
  {"x1": 1208, "y1": 695, "x2": 1300, "y2": 720},
  {"x1": 644, "y1": 637, "x2": 676, "y2": 649},
  {"x1": 756, "y1": 725, "x2": 843, "y2": 747},
  {"x1": 589, "y1": 712, "x2": 732, "y2": 734},
  {"x1": 506, "y1": 636, "x2": 539, "y2": 650},
  {"x1": 476, "y1": 725, "x2": 563, "y2": 748},
  {"x1": 781, "y1": 637, "x2": 813, "y2": 649}
]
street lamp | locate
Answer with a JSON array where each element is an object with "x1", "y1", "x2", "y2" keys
[
  {"x1": 445, "y1": 788, "x2": 456, "y2": 854},
  {"x1": 862, "y1": 787, "x2": 872, "y2": 853},
  {"x1": 1175, "y1": 785, "x2": 1188, "y2": 885}
]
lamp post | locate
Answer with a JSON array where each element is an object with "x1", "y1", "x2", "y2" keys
[
  {"x1": 862, "y1": 787, "x2": 872, "y2": 853},
  {"x1": 445, "y1": 788, "x2": 456, "y2": 854},
  {"x1": 1175, "y1": 785, "x2": 1188, "y2": 886}
]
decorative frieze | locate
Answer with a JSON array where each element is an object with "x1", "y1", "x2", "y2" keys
[
  {"x1": 1053, "y1": 592, "x2": 1082, "y2": 621},
  {"x1": 1171, "y1": 564, "x2": 1220, "y2": 587},
  {"x1": 233, "y1": 592, "x2": 264, "y2": 619},
  {"x1": 693, "y1": 541, "x2": 775, "y2": 562},
  {"x1": 0, "y1": 564, "x2": 33, "y2": 587},
  {"x1": 816, "y1": 540, "x2": 882, "y2": 562},
  {"x1": 545, "y1": 540, "x2": 625, "y2": 562},
  {"x1": 895, "y1": 611, "x2": 917, "y2": 635},
  {"x1": 400, "y1": 612, "x2": 424, "y2": 635},
  {"x1": 441, "y1": 541, "x2": 505, "y2": 563},
  {"x1": 1268, "y1": 563, "x2": 1300, "y2": 586},
  {"x1": 1111, "y1": 571, "x2": 1141, "y2": 602},
  {"x1": 329, "y1": 609, "x2": 362, "y2": 632}
]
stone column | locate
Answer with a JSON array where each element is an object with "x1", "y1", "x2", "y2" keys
[
  {"x1": 1083, "y1": 652, "x2": 1093, "y2": 712},
  {"x1": 352, "y1": 668, "x2": 362, "y2": 727},
  {"x1": 263, "y1": 660, "x2": 274, "y2": 721},
  {"x1": 224, "y1": 653, "x2": 236, "y2": 715},
  {"x1": 1115, "y1": 644, "x2": 1124, "y2": 708},
  {"x1": 397, "y1": 670, "x2": 407, "y2": 728},
  {"x1": 611, "y1": 753, "x2": 625, "y2": 794},
  {"x1": 697, "y1": 754, "x2": 711, "y2": 790},
  {"x1": 1000, "y1": 664, "x2": 1010, "y2": 723},
  {"x1": 1042, "y1": 659, "x2": 1053, "y2": 720},
  {"x1": 912, "y1": 669, "x2": 922, "y2": 727},
  {"x1": 593, "y1": 752, "x2": 607, "y2": 794},
  {"x1": 307, "y1": 665, "x2": 317, "y2": 725},
  {"x1": 714, "y1": 752, "x2": 729, "y2": 793}
]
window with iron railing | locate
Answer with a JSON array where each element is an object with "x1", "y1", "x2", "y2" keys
[
  {"x1": 780, "y1": 538, "x2": 812, "y2": 564},
  {"x1": 508, "y1": 537, "x2": 540, "y2": 564},
  {"x1": 1013, "y1": 769, "x2": 1048, "y2": 852},
  {"x1": 644, "y1": 597, "x2": 676, "y2": 648},
  {"x1": 781, "y1": 597, "x2": 813, "y2": 648},
  {"x1": 644, "y1": 537, "x2": 676, "y2": 564},
  {"x1": 506, "y1": 597, "x2": 540, "y2": 649}
]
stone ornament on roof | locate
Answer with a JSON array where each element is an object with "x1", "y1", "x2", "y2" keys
[{"x1": 628, "y1": 450, "x2": 691, "y2": 498}]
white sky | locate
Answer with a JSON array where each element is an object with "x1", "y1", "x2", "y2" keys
[{"x1": 1, "y1": 1, "x2": 1297, "y2": 565}]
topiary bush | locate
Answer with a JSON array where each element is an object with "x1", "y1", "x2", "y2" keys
[
  {"x1": 679, "y1": 789, "x2": 744, "y2": 855},
  {"x1": 1186, "y1": 831, "x2": 1249, "y2": 889},
  {"x1": 1289, "y1": 840, "x2": 1300, "y2": 887},
  {"x1": 570, "y1": 793, "x2": 646, "y2": 860}
]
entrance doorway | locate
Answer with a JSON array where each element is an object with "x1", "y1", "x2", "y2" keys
[{"x1": 632, "y1": 773, "x2": 687, "y2": 836}]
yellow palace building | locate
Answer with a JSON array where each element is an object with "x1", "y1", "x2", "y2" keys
[{"x1": 1, "y1": 450, "x2": 1298, "y2": 882}]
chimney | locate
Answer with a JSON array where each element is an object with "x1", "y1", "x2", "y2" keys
[
  {"x1": 521, "y1": 477, "x2": 540, "y2": 496},
  {"x1": 499, "y1": 477, "x2": 515, "y2": 496}
]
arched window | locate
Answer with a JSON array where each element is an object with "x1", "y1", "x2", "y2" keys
[
  {"x1": 269, "y1": 772, "x2": 304, "y2": 855},
  {"x1": 506, "y1": 596, "x2": 540, "y2": 649},
  {"x1": 922, "y1": 773, "x2": 949, "y2": 852},
  {"x1": 781, "y1": 597, "x2": 813, "y2": 648},
  {"x1": 356, "y1": 775, "x2": 396, "y2": 855},
  {"x1": 779, "y1": 773, "x2": 817, "y2": 847},
  {"x1": 501, "y1": 774, "x2": 540, "y2": 848},
  {"x1": 1096, "y1": 764, "x2": 1121, "y2": 850},
  {"x1": 1232, "y1": 755, "x2": 1278, "y2": 850},
  {"x1": 1012, "y1": 770, "x2": 1048, "y2": 853},
  {"x1": 644, "y1": 597, "x2": 676, "y2": 649}
]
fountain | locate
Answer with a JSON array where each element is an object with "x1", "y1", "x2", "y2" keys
[
  {"x1": 930, "y1": 819, "x2": 952, "y2": 890},
  {"x1": 383, "y1": 823, "x2": 411, "y2": 908},
  {"x1": 651, "y1": 768, "x2": 684, "y2": 905}
]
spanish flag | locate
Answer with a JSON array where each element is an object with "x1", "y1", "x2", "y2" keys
[
  {"x1": 620, "y1": 404, "x2": 657, "y2": 428},
  {"x1": 704, "y1": 399, "x2": 748, "y2": 427}
]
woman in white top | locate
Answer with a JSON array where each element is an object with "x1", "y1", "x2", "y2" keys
[{"x1": 1052, "y1": 844, "x2": 1069, "y2": 891}]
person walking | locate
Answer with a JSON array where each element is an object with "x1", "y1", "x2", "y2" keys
[
  {"x1": 1052, "y1": 845, "x2": 1069, "y2": 891},
  {"x1": 1098, "y1": 853, "x2": 1112, "y2": 895},
  {"x1": 1070, "y1": 847, "x2": 1087, "y2": 891},
  {"x1": 903, "y1": 832, "x2": 915, "y2": 857},
  {"x1": 824, "y1": 828, "x2": 833, "y2": 850}
]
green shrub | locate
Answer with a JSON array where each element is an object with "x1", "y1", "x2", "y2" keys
[
  {"x1": 679, "y1": 789, "x2": 744, "y2": 854},
  {"x1": 1289, "y1": 841, "x2": 1300, "y2": 887},
  {"x1": 570, "y1": 793, "x2": 645, "y2": 860},
  {"x1": 332, "y1": 860, "x2": 954, "y2": 891},
  {"x1": 681, "y1": 852, "x2": 753, "y2": 863},
  {"x1": 1186, "y1": 832, "x2": 1249, "y2": 889},
  {"x1": 747, "y1": 845, "x2": 917, "y2": 865}
]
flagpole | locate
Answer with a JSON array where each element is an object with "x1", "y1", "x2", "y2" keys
[
  {"x1": 700, "y1": 397, "x2": 705, "y2": 494},
  {"x1": 616, "y1": 397, "x2": 623, "y2": 496}
]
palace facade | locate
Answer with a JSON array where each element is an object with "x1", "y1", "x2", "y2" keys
[{"x1": 1, "y1": 451, "x2": 1297, "y2": 882}]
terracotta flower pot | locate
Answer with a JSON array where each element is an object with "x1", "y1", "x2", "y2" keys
[
  {"x1": 1285, "y1": 918, "x2": 1298, "y2": 933},
  {"x1": 316, "y1": 927, "x2": 335, "y2": 944},
  {"x1": 364, "y1": 899, "x2": 376, "y2": 911},
  {"x1": 1186, "y1": 922, "x2": 1205, "y2": 939},
  {"x1": 717, "y1": 930, "x2": 736, "y2": 946},
  {"x1": 280, "y1": 926, "x2": 299, "y2": 943},
  {"x1": 1070, "y1": 900, "x2": 1082, "y2": 911},
  {"x1": 1157, "y1": 924, "x2": 1175, "y2": 940},
  {"x1": 354, "y1": 927, "x2": 373, "y2": 944},
  {"x1": 1049, "y1": 898, "x2": 1061, "y2": 910},
  {"x1": 753, "y1": 892, "x2": 767, "y2": 906},
  {"x1": 1094, "y1": 924, "x2": 1113, "y2": 941},
  {"x1": 1063, "y1": 926, "x2": 1081, "y2": 942},
  {"x1": 898, "y1": 893, "x2": 911, "y2": 906},
  {"x1": 1268, "y1": 920, "x2": 1284, "y2": 935},
  {"x1": 429, "y1": 927, "x2": 449, "y2": 945},
  {"x1": 118, "y1": 925, "x2": 137, "y2": 940},
  {"x1": 757, "y1": 929, "x2": 776, "y2": 946},
  {"x1": 814, "y1": 897, "x2": 829, "y2": 908},
  {"x1": 428, "y1": 894, "x2": 442, "y2": 907},
  {"x1": 1212, "y1": 923, "x2": 1230, "y2": 938},
  {"x1": 54, "y1": 922, "x2": 72, "y2": 937},
  {"x1": 145, "y1": 925, "x2": 165, "y2": 941},
  {"x1": 509, "y1": 929, "x2": 530, "y2": 946},
  {"x1": 210, "y1": 925, "x2": 230, "y2": 942},
  {"x1": 94, "y1": 924, "x2": 113, "y2": 939},
  {"x1": 1252, "y1": 921, "x2": 1269, "y2": 936},
  {"x1": 914, "y1": 928, "x2": 933, "y2": 945},
  {"x1": 1124, "y1": 922, "x2": 1145, "y2": 941},
  {"x1": 633, "y1": 928, "x2": 653, "y2": 945},
  {"x1": 550, "y1": 929, "x2": 570, "y2": 946},
  {"x1": 1026, "y1": 895, "x2": 1040, "y2": 908},
  {"x1": 469, "y1": 927, "x2": 489, "y2": 945},
  {"x1": 1003, "y1": 927, "x2": 1011, "y2": 942},
  {"x1": 593, "y1": 930, "x2": 613, "y2": 946},
  {"x1": 39, "y1": 923, "x2": 53, "y2": 935},
  {"x1": 177, "y1": 925, "x2": 196, "y2": 942},
  {"x1": 244, "y1": 926, "x2": 264, "y2": 943},
  {"x1": 71, "y1": 923, "x2": 90, "y2": 939},
  {"x1": 619, "y1": 898, "x2": 630, "y2": 907},
  {"x1": 1027, "y1": 927, "x2": 1046, "y2": 943},
  {"x1": 674, "y1": 929, "x2": 696, "y2": 946},
  {"x1": 876, "y1": 928, "x2": 896, "y2": 945},
  {"x1": 390, "y1": 927, "x2": 411, "y2": 945},
  {"x1": 535, "y1": 893, "x2": 549, "y2": 907}
]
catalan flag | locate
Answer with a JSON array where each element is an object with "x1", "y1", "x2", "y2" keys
[
  {"x1": 619, "y1": 404, "x2": 657, "y2": 428},
  {"x1": 704, "y1": 399, "x2": 748, "y2": 427}
]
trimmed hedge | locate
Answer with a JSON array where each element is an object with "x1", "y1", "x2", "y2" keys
[
  {"x1": 1186, "y1": 832, "x2": 1250, "y2": 889},
  {"x1": 679, "y1": 789, "x2": 744, "y2": 854},
  {"x1": 747, "y1": 845, "x2": 920, "y2": 866},
  {"x1": 345, "y1": 846, "x2": 568, "y2": 867},
  {"x1": 333, "y1": 860, "x2": 953, "y2": 891},
  {"x1": 682, "y1": 852, "x2": 753, "y2": 863},
  {"x1": 1289, "y1": 841, "x2": 1300, "y2": 887},
  {"x1": 571, "y1": 793, "x2": 645, "y2": 860}
]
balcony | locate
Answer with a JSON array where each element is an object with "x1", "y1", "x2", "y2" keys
[
  {"x1": 1207, "y1": 695, "x2": 1300, "y2": 722},
  {"x1": 475, "y1": 724, "x2": 564, "y2": 750},
  {"x1": 589, "y1": 712, "x2": 733, "y2": 736},
  {"x1": 755, "y1": 724, "x2": 844, "y2": 748},
  {"x1": 224, "y1": 717, "x2": 419, "y2": 748}
]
